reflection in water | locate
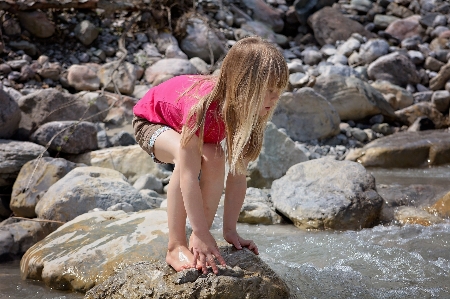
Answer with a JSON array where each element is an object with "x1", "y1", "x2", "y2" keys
[{"x1": 1, "y1": 166, "x2": 449, "y2": 298}]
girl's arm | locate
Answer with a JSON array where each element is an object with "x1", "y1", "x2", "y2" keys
[
  {"x1": 222, "y1": 164, "x2": 259, "y2": 254},
  {"x1": 179, "y1": 133, "x2": 226, "y2": 274}
]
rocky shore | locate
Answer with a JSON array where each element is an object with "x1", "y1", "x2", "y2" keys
[{"x1": 1, "y1": 0, "x2": 450, "y2": 298}]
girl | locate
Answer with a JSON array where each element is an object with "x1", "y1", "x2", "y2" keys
[{"x1": 133, "y1": 36, "x2": 288, "y2": 274}]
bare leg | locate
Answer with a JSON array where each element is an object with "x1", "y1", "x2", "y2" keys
[
  {"x1": 153, "y1": 130, "x2": 196, "y2": 271},
  {"x1": 189, "y1": 143, "x2": 225, "y2": 256}
]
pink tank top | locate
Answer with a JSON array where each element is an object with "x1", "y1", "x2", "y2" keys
[{"x1": 133, "y1": 75, "x2": 226, "y2": 143}]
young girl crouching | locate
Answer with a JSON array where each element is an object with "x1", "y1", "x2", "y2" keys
[{"x1": 133, "y1": 36, "x2": 289, "y2": 274}]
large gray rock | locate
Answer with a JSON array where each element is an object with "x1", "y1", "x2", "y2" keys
[
  {"x1": 35, "y1": 166, "x2": 155, "y2": 223},
  {"x1": 247, "y1": 122, "x2": 308, "y2": 188},
  {"x1": 0, "y1": 89, "x2": 21, "y2": 139},
  {"x1": 180, "y1": 18, "x2": 225, "y2": 63},
  {"x1": 10, "y1": 157, "x2": 79, "y2": 218},
  {"x1": 271, "y1": 158, "x2": 383, "y2": 230},
  {"x1": 68, "y1": 145, "x2": 170, "y2": 184},
  {"x1": 367, "y1": 52, "x2": 420, "y2": 87},
  {"x1": 239, "y1": 187, "x2": 281, "y2": 225},
  {"x1": 395, "y1": 102, "x2": 447, "y2": 128},
  {"x1": 17, "y1": 10, "x2": 55, "y2": 38},
  {"x1": 144, "y1": 58, "x2": 198, "y2": 85},
  {"x1": 17, "y1": 89, "x2": 109, "y2": 139},
  {"x1": 29, "y1": 121, "x2": 98, "y2": 154},
  {"x1": 241, "y1": 0, "x2": 284, "y2": 32},
  {"x1": 21, "y1": 209, "x2": 289, "y2": 298},
  {"x1": 0, "y1": 218, "x2": 52, "y2": 260},
  {"x1": 0, "y1": 140, "x2": 49, "y2": 187},
  {"x1": 272, "y1": 89, "x2": 340, "y2": 142},
  {"x1": 98, "y1": 61, "x2": 138, "y2": 95},
  {"x1": 345, "y1": 130, "x2": 450, "y2": 168},
  {"x1": 85, "y1": 248, "x2": 289, "y2": 299},
  {"x1": 20, "y1": 210, "x2": 172, "y2": 292},
  {"x1": 370, "y1": 80, "x2": 414, "y2": 110},
  {"x1": 307, "y1": 7, "x2": 375, "y2": 46},
  {"x1": 74, "y1": 20, "x2": 99, "y2": 46},
  {"x1": 313, "y1": 74, "x2": 397, "y2": 121}
]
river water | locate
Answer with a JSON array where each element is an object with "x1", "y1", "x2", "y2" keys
[{"x1": 1, "y1": 165, "x2": 449, "y2": 299}]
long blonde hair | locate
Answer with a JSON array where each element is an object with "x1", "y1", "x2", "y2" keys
[{"x1": 180, "y1": 36, "x2": 289, "y2": 174}]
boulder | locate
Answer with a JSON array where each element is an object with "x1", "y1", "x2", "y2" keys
[
  {"x1": 17, "y1": 89, "x2": 109, "y2": 139},
  {"x1": 272, "y1": 88, "x2": 340, "y2": 142},
  {"x1": 29, "y1": 121, "x2": 98, "y2": 154},
  {"x1": 144, "y1": 58, "x2": 198, "y2": 85},
  {"x1": 307, "y1": 7, "x2": 375, "y2": 46},
  {"x1": 0, "y1": 88, "x2": 21, "y2": 139},
  {"x1": 68, "y1": 145, "x2": 170, "y2": 184},
  {"x1": 0, "y1": 140, "x2": 49, "y2": 187},
  {"x1": 367, "y1": 52, "x2": 420, "y2": 87},
  {"x1": 345, "y1": 130, "x2": 450, "y2": 167},
  {"x1": 10, "y1": 157, "x2": 79, "y2": 218},
  {"x1": 98, "y1": 61, "x2": 139, "y2": 95},
  {"x1": 239, "y1": 187, "x2": 281, "y2": 225},
  {"x1": 313, "y1": 74, "x2": 397, "y2": 121},
  {"x1": 35, "y1": 167, "x2": 155, "y2": 224},
  {"x1": 85, "y1": 248, "x2": 289, "y2": 299},
  {"x1": 271, "y1": 158, "x2": 383, "y2": 230},
  {"x1": 247, "y1": 122, "x2": 308, "y2": 188},
  {"x1": 395, "y1": 102, "x2": 447, "y2": 128}
]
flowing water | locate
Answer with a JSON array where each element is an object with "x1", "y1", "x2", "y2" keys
[{"x1": 1, "y1": 166, "x2": 449, "y2": 299}]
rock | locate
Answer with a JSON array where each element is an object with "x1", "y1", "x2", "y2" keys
[
  {"x1": 29, "y1": 121, "x2": 98, "y2": 154},
  {"x1": 313, "y1": 74, "x2": 397, "y2": 121},
  {"x1": 133, "y1": 174, "x2": 163, "y2": 194},
  {"x1": 367, "y1": 52, "x2": 420, "y2": 87},
  {"x1": 35, "y1": 167, "x2": 153, "y2": 224},
  {"x1": 431, "y1": 90, "x2": 450, "y2": 113},
  {"x1": 0, "y1": 140, "x2": 49, "y2": 187},
  {"x1": 271, "y1": 158, "x2": 383, "y2": 230},
  {"x1": 17, "y1": 11, "x2": 55, "y2": 39},
  {"x1": 345, "y1": 130, "x2": 450, "y2": 167},
  {"x1": 0, "y1": 89, "x2": 21, "y2": 139},
  {"x1": 10, "y1": 157, "x2": 79, "y2": 218},
  {"x1": 377, "y1": 183, "x2": 447, "y2": 223},
  {"x1": 395, "y1": 102, "x2": 446, "y2": 128},
  {"x1": 427, "y1": 191, "x2": 450, "y2": 218},
  {"x1": 241, "y1": 0, "x2": 284, "y2": 32},
  {"x1": 74, "y1": 20, "x2": 99, "y2": 46},
  {"x1": 67, "y1": 64, "x2": 101, "y2": 91},
  {"x1": 144, "y1": 58, "x2": 198, "y2": 85},
  {"x1": 0, "y1": 219, "x2": 52, "y2": 260},
  {"x1": 239, "y1": 187, "x2": 281, "y2": 225},
  {"x1": 429, "y1": 61, "x2": 450, "y2": 91},
  {"x1": 394, "y1": 206, "x2": 443, "y2": 226},
  {"x1": 353, "y1": 38, "x2": 390, "y2": 65},
  {"x1": 17, "y1": 88, "x2": 109, "y2": 139},
  {"x1": 371, "y1": 80, "x2": 414, "y2": 110},
  {"x1": 20, "y1": 210, "x2": 173, "y2": 292},
  {"x1": 180, "y1": 18, "x2": 225, "y2": 64},
  {"x1": 109, "y1": 131, "x2": 136, "y2": 146},
  {"x1": 67, "y1": 145, "x2": 170, "y2": 184},
  {"x1": 247, "y1": 122, "x2": 308, "y2": 188},
  {"x1": 272, "y1": 89, "x2": 340, "y2": 142},
  {"x1": 307, "y1": 7, "x2": 375, "y2": 46},
  {"x1": 385, "y1": 15, "x2": 424, "y2": 41},
  {"x1": 98, "y1": 61, "x2": 138, "y2": 95},
  {"x1": 85, "y1": 248, "x2": 289, "y2": 299},
  {"x1": 165, "y1": 44, "x2": 188, "y2": 60}
]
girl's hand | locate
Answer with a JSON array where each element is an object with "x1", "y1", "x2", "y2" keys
[
  {"x1": 223, "y1": 231, "x2": 259, "y2": 255},
  {"x1": 190, "y1": 231, "x2": 226, "y2": 274}
]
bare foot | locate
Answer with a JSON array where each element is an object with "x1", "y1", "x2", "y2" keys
[{"x1": 166, "y1": 246, "x2": 196, "y2": 272}]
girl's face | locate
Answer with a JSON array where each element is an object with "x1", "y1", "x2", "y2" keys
[{"x1": 259, "y1": 89, "x2": 280, "y2": 116}]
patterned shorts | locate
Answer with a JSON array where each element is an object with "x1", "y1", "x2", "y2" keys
[{"x1": 132, "y1": 116, "x2": 173, "y2": 164}]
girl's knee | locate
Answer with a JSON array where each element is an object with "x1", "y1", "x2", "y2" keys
[{"x1": 202, "y1": 144, "x2": 225, "y2": 167}]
